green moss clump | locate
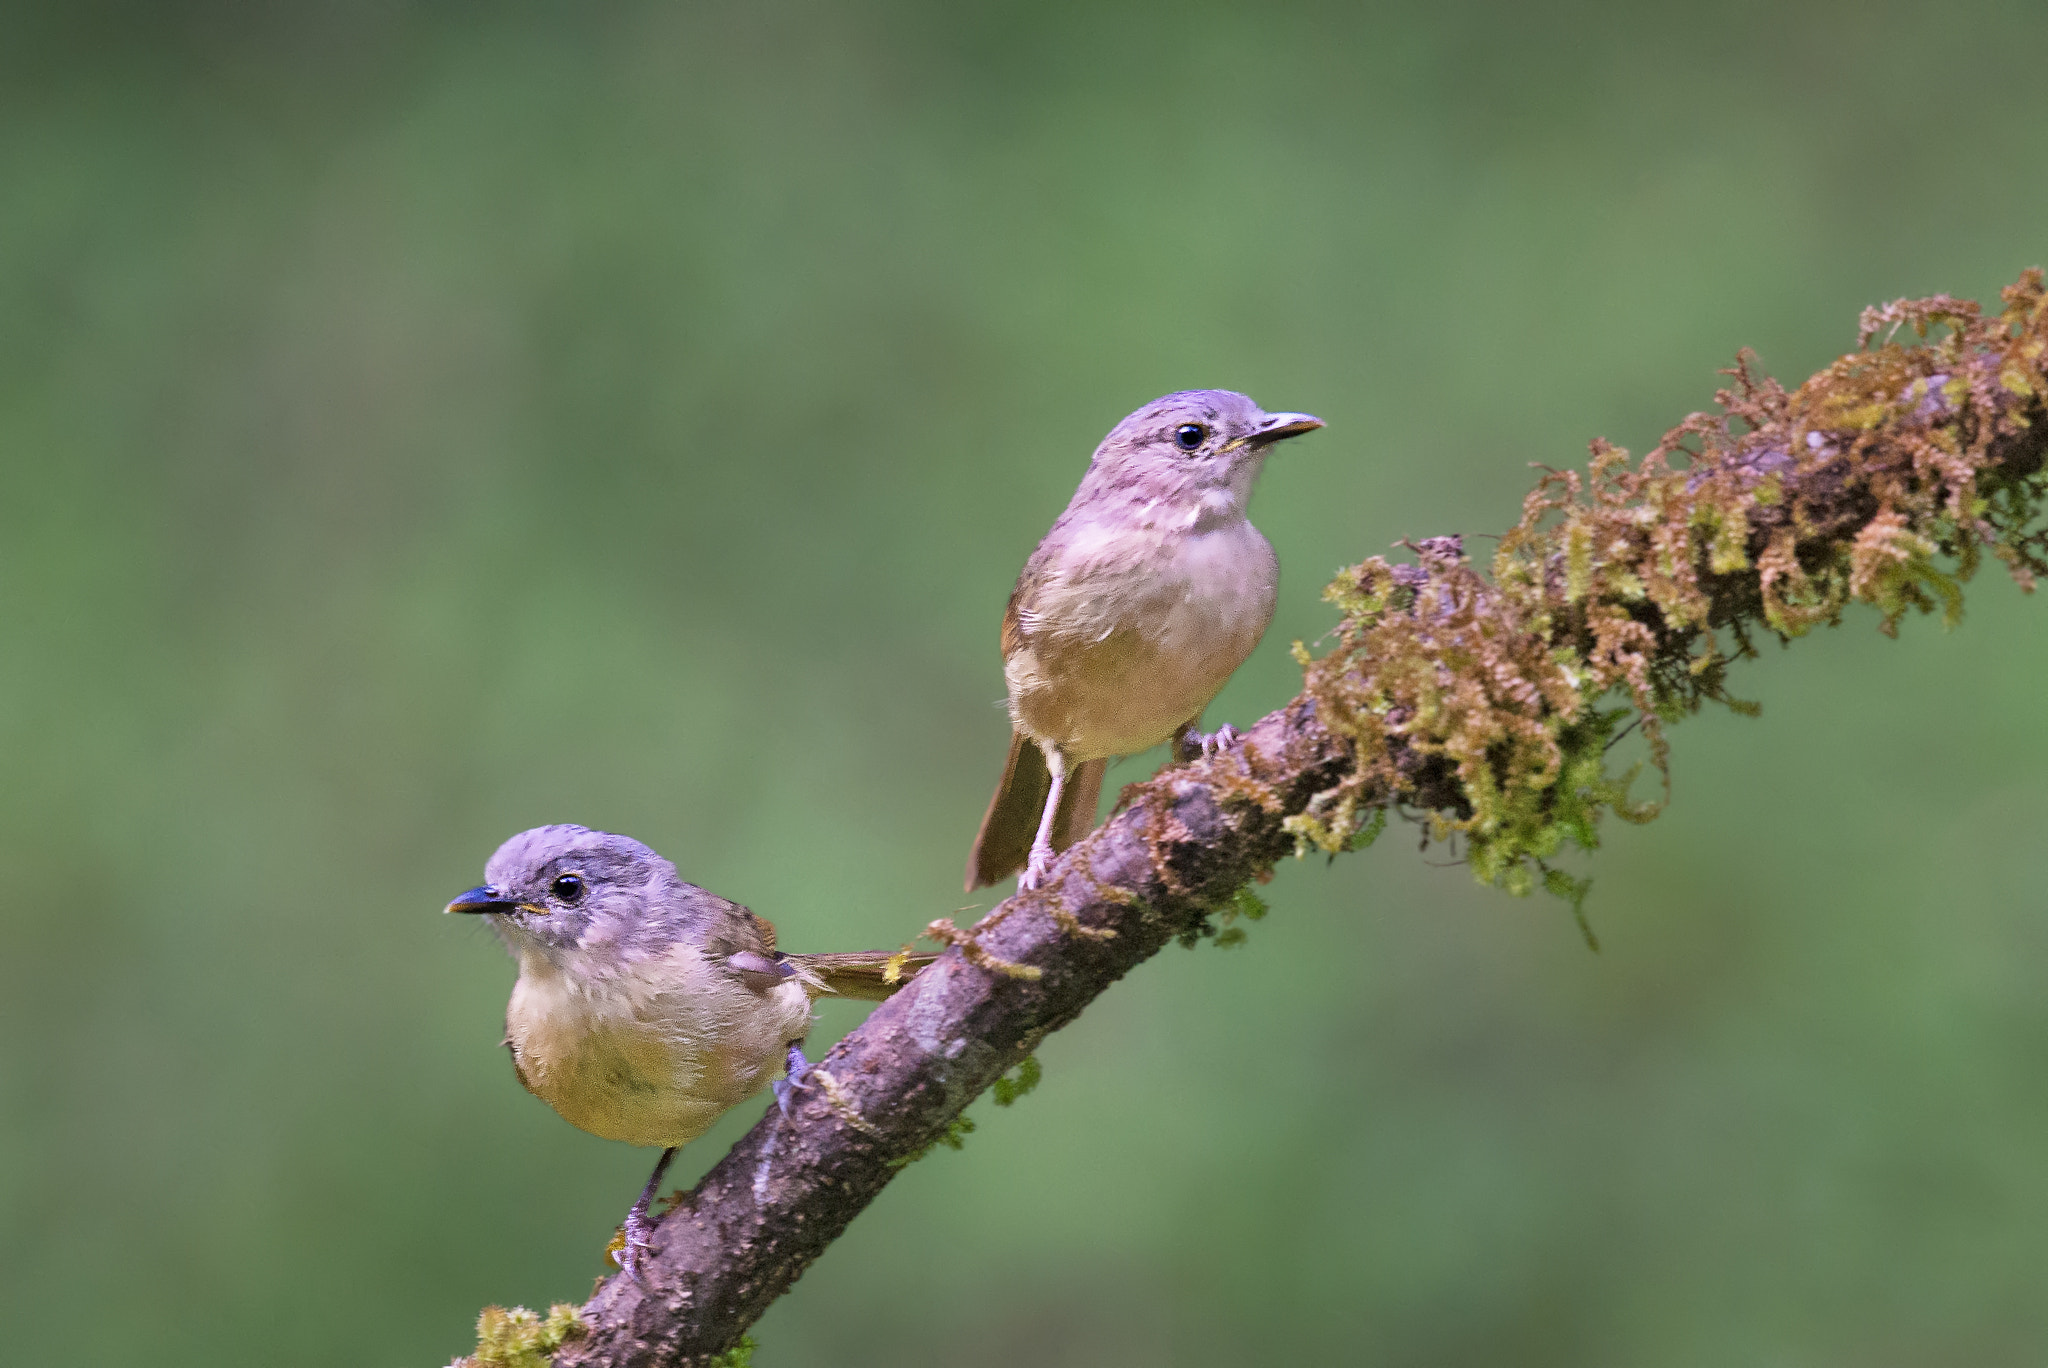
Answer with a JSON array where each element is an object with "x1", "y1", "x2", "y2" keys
[
  {"x1": 1295, "y1": 270, "x2": 2048, "y2": 912},
  {"x1": 887, "y1": 1113, "x2": 977, "y2": 1169},
  {"x1": 993, "y1": 1054, "x2": 1042, "y2": 1106},
  {"x1": 450, "y1": 1303, "x2": 587, "y2": 1368},
  {"x1": 1192, "y1": 883, "x2": 1271, "y2": 949},
  {"x1": 708, "y1": 1334, "x2": 759, "y2": 1367}
]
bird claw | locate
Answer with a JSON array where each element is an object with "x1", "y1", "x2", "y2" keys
[
  {"x1": 1018, "y1": 842, "x2": 1057, "y2": 892},
  {"x1": 1176, "y1": 722, "x2": 1241, "y2": 763},
  {"x1": 773, "y1": 1042, "x2": 813, "y2": 1118},
  {"x1": 615, "y1": 1216, "x2": 656, "y2": 1283},
  {"x1": 610, "y1": 1144, "x2": 677, "y2": 1283}
]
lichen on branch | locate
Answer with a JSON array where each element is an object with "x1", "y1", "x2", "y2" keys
[{"x1": 1290, "y1": 270, "x2": 2048, "y2": 903}]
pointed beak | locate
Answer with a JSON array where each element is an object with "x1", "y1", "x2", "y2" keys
[
  {"x1": 446, "y1": 884, "x2": 517, "y2": 915},
  {"x1": 1246, "y1": 412, "x2": 1324, "y2": 446}
]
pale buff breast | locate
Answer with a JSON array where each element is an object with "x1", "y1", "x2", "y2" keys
[
  {"x1": 503, "y1": 943, "x2": 813, "y2": 1150},
  {"x1": 1008, "y1": 516, "x2": 1278, "y2": 760}
]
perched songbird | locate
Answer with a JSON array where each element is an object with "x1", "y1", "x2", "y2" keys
[
  {"x1": 447, "y1": 824, "x2": 932, "y2": 1278},
  {"x1": 966, "y1": 390, "x2": 1322, "y2": 891}
]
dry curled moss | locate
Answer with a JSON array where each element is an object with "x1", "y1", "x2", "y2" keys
[{"x1": 1292, "y1": 270, "x2": 2048, "y2": 904}]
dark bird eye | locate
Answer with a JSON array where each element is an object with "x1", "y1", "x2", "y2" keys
[
  {"x1": 550, "y1": 874, "x2": 585, "y2": 903},
  {"x1": 1175, "y1": 423, "x2": 1207, "y2": 451}
]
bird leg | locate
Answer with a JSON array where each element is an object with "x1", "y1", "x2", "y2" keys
[
  {"x1": 772, "y1": 1039, "x2": 813, "y2": 1118},
  {"x1": 1173, "y1": 718, "x2": 1240, "y2": 763},
  {"x1": 616, "y1": 1144, "x2": 677, "y2": 1282},
  {"x1": 1018, "y1": 745, "x2": 1067, "y2": 891}
]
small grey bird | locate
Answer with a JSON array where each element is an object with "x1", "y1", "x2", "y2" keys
[
  {"x1": 966, "y1": 390, "x2": 1322, "y2": 891},
  {"x1": 447, "y1": 824, "x2": 933, "y2": 1279}
]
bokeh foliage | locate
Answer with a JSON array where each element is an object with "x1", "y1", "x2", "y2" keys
[{"x1": 3, "y1": 3, "x2": 2047, "y2": 1365}]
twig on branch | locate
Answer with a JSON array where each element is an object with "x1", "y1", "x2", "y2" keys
[{"x1": 469, "y1": 272, "x2": 2048, "y2": 1368}]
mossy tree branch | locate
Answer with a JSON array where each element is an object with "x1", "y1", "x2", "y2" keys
[{"x1": 475, "y1": 273, "x2": 2048, "y2": 1368}]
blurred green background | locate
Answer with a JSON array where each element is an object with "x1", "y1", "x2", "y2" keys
[{"x1": 4, "y1": 2, "x2": 2046, "y2": 1363}]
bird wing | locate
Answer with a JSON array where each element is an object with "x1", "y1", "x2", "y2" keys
[
  {"x1": 703, "y1": 899, "x2": 910, "y2": 1000},
  {"x1": 782, "y1": 950, "x2": 938, "y2": 1001},
  {"x1": 698, "y1": 897, "x2": 794, "y2": 991}
]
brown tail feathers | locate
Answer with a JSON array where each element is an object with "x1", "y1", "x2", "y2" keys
[
  {"x1": 963, "y1": 732, "x2": 1106, "y2": 890},
  {"x1": 784, "y1": 950, "x2": 938, "y2": 1002}
]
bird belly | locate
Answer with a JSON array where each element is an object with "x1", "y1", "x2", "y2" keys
[
  {"x1": 1009, "y1": 521, "x2": 1277, "y2": 759},
  {"x1": 504, "y1": 948, "x2": 811, "y2": 1150}
]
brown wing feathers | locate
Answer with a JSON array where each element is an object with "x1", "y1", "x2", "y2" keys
[
  {"x1": 968, "y1": 577, "x2": 1110, "y2": 887},
  {"x1": 719, "y1": 898, "x2": 937, "y2": 1001},
  {"x1": 965, "y1": 731, "x2": 1049, "y2": 889},
  {"x1": 1054, "y1": 757, "x2": 1105, "y2": 852},
  {"x1": 783, "y1": 951, "x2": 938, "y2": 1002}
]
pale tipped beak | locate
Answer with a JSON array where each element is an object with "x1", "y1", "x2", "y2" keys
[
  {"x1": 446, "y1": 884, "x2": 517, "y2": 915},
  {"x1": 1246, "y1": 412, "x2": 1324, "y2": 445}
]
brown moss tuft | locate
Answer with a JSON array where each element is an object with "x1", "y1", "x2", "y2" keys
[{"x1": 1294, "y1": 270, "x2": 2048, "y2": 904}]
